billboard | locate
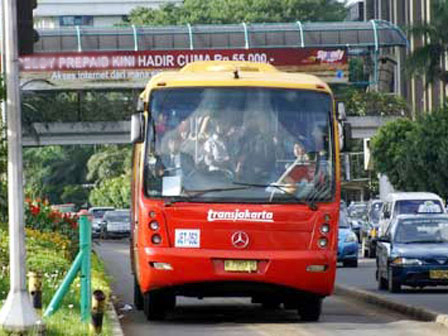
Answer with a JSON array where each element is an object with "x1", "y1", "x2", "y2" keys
[{"x1": 19, "y1": 48, "x2": 348, "y2": 88}]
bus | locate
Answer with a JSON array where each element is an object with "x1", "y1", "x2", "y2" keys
[{"x1": 130, "y1": 61, "x2": 343, "y2": 321}]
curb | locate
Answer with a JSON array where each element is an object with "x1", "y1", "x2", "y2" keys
[
  {"x1": 106, "y1": 300, "x2": 125, "y2": 336},
  {"x1": 335, "y1": 284, "x2": 448, "y2": 329}
]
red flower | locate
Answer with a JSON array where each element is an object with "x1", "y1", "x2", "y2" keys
[{"x1": 30, "y1": 204, "x2": 40, "y2": 216}]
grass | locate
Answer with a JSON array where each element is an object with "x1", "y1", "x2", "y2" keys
[{"x1": 0, "y1": 223, "x2": 113, "y2": 335}]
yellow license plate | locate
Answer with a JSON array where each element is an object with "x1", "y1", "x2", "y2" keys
[
  {"x1": 429, "y1": 270, "x2": 448, "y2": 279},
  {"x1": 224, "y1": 260, "x2": 257, "y2": 273}
]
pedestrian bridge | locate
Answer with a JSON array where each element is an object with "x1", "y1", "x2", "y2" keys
[{"x1": 19, "y1": 21, "x2": 408, "y2": 145}]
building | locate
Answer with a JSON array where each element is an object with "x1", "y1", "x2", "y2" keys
[
  {"x1": 349, "y1": 0, "x2": 445, "y2": 115},
  {"x1": 34, "y1": 0, "x2": 182, "y2": 28}
]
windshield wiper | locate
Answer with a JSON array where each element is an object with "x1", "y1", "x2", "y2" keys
[
  {"x1": 232, "y1": 181, "x2": 317, "y2": 211},
  {"x1": 184, "y1": 186, "x2": 250, "y2": 198},
  {"x1": 402, "y1": 240, "x2": 444, "y2": 244}
]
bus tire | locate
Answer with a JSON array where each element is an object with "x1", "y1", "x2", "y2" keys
[
  {"x1": 261, "y1": 299, "x2": 281, "y2": 310},
  {"x1": 298, "y1": 297, "x2": 322, "y2": 322},
  {"x1": 143, "y1": 292, "x2": 167, "y2": 321},
  {"x1": 134, "y1": 277, "x2": 144, "y2": 311}
]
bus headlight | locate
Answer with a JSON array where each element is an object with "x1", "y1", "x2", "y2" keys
[
  {"x1": 149, "y1": 221, "x2": 160, "y2": 231},
  {"x1": 151, "y1": 234, "x2": 162, "y2": 245},
  {"x1": 317, "y1": 237, "x2": 328, "y2": 248},
  {"x1": 320, "y1": 224, "x2": 330, "y2": 234}
]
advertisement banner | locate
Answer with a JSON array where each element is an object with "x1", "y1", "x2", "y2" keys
[{"x1": 19, "y1": 48, "x2": 348, "y2": 87}]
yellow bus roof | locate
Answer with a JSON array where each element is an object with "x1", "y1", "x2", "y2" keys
[{"x1": 141, "y1": 61, "x2": 331, "y2": 102}]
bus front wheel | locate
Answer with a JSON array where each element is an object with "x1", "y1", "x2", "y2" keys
[
  {"x1": 298, "y1": 297, "x2": 322, "y2": 322},
  {"x1": 143, "y1": 291, "x2": 175, "y2": 321},
  {"x1": 133, "y1": 277, "x2": 143, "y2": 311}
]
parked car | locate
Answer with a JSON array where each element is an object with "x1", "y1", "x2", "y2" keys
[
  {"x1": 376, "y1": 214, "x2": 448, "y2": 293},
  {"x1": 88, "y1": 206, "x2": 115, "y2": 238},
  {"x1": 338, "y1": 209, "x2": 359, "y2": 268},
  {"x1": 101, "y1": 209, "x2": 131, "y2": 238},
  {"x1": 378, "y1": 192, "x2": 445, "y2": 237},
  {"x1": 363, "y1": 199, "x2": 383, "y2": 258}
]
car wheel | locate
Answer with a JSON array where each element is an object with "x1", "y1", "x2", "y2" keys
[
  {"x1": 134, "y1": 277, "x2": 144, "y2": 311},
  {"x1": 388, "y1": 268, "x2": 401, "y2": 293},
  {"x1": 343, "y1": 259, "x2": 358, "y2": 268},
  {"x1": 377, "y1": 269, "x2": 388, "y2": 290},
  {"x1": 298, "y1": 296, "x2": 322, "y2": 322}
]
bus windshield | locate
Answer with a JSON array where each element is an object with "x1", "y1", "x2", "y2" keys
[{"x1": 144, "y1": 87, "x2": 334, "y2": 203}]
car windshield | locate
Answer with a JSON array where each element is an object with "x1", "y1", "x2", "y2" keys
[
  {"x1": 105, "y1": 212, "x2": 130, "y2": 222},
  {"x1": 394, "y1": 200, "x2": 443, "y2": 215},
  {"x1": 369, "y1": 202, "x2": 382, "y2": 224},
  {"x1": 91, "y1": 210, "x2": 111, "y2": 218},
  {"x1": 349, "y1": 203, "x2": 367, "y2": 219},
  {"x1": 144, "y1": 87, "x2": 334, "y2": 203},
  {"x1": 394, "y1": 217, "x2": 448, "y2": 244}
]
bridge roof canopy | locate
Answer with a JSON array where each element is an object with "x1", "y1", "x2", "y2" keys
[{"x1": 34, "y1": 20, "x2": 408, "y2": 53}]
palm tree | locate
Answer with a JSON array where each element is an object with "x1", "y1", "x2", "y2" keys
[{"x1": 406, "y1": 0, "x2": 448, "y2": 88}]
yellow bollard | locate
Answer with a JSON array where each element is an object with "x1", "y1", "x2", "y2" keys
[
  {"x1": 90, "y1": 289, "x2": 106, "y2": 335},
  {"x1": 28, "y1": 271, "x2": 43, "y2": 315}
]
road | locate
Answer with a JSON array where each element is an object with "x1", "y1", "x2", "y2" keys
[
  {"x1": 336, "y1": 258, "x2": 448, "y2": 314},
  {"x1": 95, "y1": 239, "x2": 447, "y2": 336}
]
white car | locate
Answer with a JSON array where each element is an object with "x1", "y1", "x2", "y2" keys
[
  {"x1": 101, "y1": 209, "x2": 131, "y2": 238},
  {"x1": 88, "y1": 206, "x2": 115, "y2": 237},
  {"x1": 378, "y1": 192, "x2": 445, "y2": 237}
]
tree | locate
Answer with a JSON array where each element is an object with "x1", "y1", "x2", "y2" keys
[
  {"x1": 126, "y1": 0, "x2": 347, "y2": 26},
  {"x1": 406, "y1": 0, "x2": 448, "y2": 87},
  {"x1": 87, "y1": 145, "x2": 131, "y2": 208},
  {"x1": 23, "y1": 145, "x2": 94, "y2": 205},
  {"x1": 341, "y1": 88, "x2": 410, "y2": 117},
  {"x1": 89, "y1": 174, "x2": 131, "y2": 208},
  {"x1": 371, "y1": 104, "x2": 448, "y2": 199}
]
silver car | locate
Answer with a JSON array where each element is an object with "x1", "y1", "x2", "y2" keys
[{"x1": 101, "y1": 209, "x2": 131, "y2": 239}]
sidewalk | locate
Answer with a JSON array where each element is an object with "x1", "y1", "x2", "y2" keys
[{"x1": 335, "y1": 258, "x2": 448, "y2": 328}]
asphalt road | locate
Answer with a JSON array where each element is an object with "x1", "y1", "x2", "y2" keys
[
  {"x1": 336, "y1": 258, "x2": 448, "y2": 314},
  {"x1": 95, "y1": 239, "x2": 447, "y2": 336}
]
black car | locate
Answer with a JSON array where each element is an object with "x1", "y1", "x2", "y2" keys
[{"x1": 376, "y1": 214, "x2": 448, "y2": 293}]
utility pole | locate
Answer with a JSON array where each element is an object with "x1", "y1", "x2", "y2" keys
[{"x1": 0, "y1": 0, "x2": 39, "y2": 332}]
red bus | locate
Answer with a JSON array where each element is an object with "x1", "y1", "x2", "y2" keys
[{"x1": 130, "y1": 61, "x2": 342, "y2": 321}]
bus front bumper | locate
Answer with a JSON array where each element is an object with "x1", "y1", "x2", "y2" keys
[{"x1": 138, "y1": 247, "x2": 336, "y2": 297}]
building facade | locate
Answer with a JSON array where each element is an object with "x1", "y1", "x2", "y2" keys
[
  {"x1": 35, "y1": 0, "x2": 182, "y2": 28},
  {"x1": 348, "y1": 0, "x2": 446, "y2": 115}
]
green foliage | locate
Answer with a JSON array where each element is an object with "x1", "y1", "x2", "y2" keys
[
  {"x1": 0, "y1": 224, "x2": 112, "y2": 336},
  {"x1": 87, "y1": 145, "x2": 132, "y2": 183},
  {"x1": 371, "y1": 118, "x2": 416, "y2": 190},
  {"x1": 126, "y1": 0, "x2": 347, "y2": 25},
  {"x1": 342, "y1": 88, "x2": 410, "y2": 117},
  {"x1": 23, "y1": 145, "x2": 94, "y2": 206},
  {"x1": 406, "y1": 0, "x2": 448, "y2": 85},
  {"x1": 371, "y1": 105, "x2": 448, "y2": 198},
  {"x1": 89, "y1": 174, "x2": 131, "y2": 208},
  {"x1": 25, "y1": 198, "x2": 79, "y2": 254}
]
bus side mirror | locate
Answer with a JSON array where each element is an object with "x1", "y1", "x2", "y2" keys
[
  {"x1": 338, "y1": 121, "x2": 351, "y2": 151},
  {"x1": 337, "y1": 101, "x2": 346, "y2": 121},
  {"x1": 131, "y1": 113, "x2": 145, "y2": 144}
]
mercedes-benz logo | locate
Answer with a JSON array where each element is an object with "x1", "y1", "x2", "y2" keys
[{"x1": 231, "y1": 231, "x2": 249, "y2": 249}]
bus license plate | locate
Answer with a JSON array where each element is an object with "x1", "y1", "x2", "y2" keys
[
  {"x1": 429, "y1": 270, "x2": 448, "y2": 279},
  {"x1": 224, "y1": 260, "x2": 257, "y2": 273}
]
